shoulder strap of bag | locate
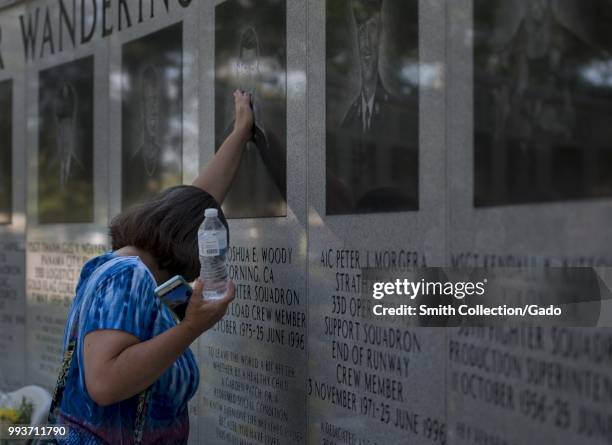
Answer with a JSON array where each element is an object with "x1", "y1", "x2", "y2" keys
[{"x1": 47, "y1": 256, "x2": 151, "y2": 445}]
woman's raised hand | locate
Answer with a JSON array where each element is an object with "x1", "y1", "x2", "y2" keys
[
  {"x1": 233, "y1": 90, "x2": 254, "y2": 140},
  {"x1": 182, "y1": 279, "x2": 235, "y2": 336}
]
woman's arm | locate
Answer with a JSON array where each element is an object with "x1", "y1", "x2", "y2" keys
[
  {"x1": 192, "y1": 91, "x2": 253, "y2": 204},
  {"x1": 83, "y1": 280, "x2": 235, "y2": 406}
]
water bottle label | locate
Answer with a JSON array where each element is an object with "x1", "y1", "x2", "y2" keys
[{"x1": 200, "y1": 234, "x2": 219, "y2": 257}]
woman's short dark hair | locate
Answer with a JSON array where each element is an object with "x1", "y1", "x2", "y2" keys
[{"x1": 109, "y1": 185, "x2": 228, "y2": 281}]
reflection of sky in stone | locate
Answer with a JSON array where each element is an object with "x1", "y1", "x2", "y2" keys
[
  {"x1": 4, "y1": 213, "x2": 24, "y2": 234},
  {"x1": 216, "y1": 56, "x2": 285, "y2": 97},
  {"x1": 167, "y1": 64, "x2": 182, "y2": 150},
  {"x1": 248, "y1": 227, "x2": 259, "y2": 240},
  {"x1": 580, "y1": 60, "x2": 612, "y2": 88},
  {"x1": 118, "y1": 66, "x2": 180, "y2": 97},
  {"x1": 161, "y1": 150, "x2": 179, "y2": 167},
  {"x1": 287, "y1": 70, "x2": 306, "y2": 96},
  {"x1": 110, "y1": 70, "x2": 123, "y2": 100},
  {"x1": 166, "y1": 67, "x2": 181, "y2": 99},
  {"x1": 331, "y1": 53, "x2": 350, "y2": 66},
  {"x1": 400, "y1": 62, "x2": 443, "y2": 89},
  {"x1": 90, "y1": 232, "x2": 107, "y2": 246}
]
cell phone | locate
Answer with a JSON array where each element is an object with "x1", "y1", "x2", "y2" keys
[{"x1": 154, "y1": 275, "x2": 193, "y2": 320}]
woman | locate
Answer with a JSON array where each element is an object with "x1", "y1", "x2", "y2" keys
[{"x1": 50, "y1": 91, "x2": 254, "y2": 444}]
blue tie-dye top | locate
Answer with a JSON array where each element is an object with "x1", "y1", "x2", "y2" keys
[{"x1": 56, "y1": 252, "x2": 199, "y2": 445}]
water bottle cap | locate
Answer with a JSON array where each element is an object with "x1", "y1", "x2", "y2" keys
[{"x1": 204, "y1": 208, "x2": 218, "y2": 218}]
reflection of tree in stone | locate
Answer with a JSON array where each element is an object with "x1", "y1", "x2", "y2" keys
[
  {"x1": 53, "y1": 82, "x2": 79, "y2": 188},
  {"x1": 38, "y1": 56, "x2": 94, "y2": 224}
]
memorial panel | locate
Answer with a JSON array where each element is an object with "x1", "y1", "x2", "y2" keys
[
  {"x1": 448, "y1": 325, "x2": 612, "y2": 445},
  {"x1": 474, "y1": 0, "x2": 612, "y2": 207},
  {"x1": 307, "y1": 233, "x2": 448, "y2": 444},
  {"x1": 198, "y1": 0, "x2": 307, "y2": 442},
  {"x1": 326, "y1": 0, "x2": 419, "y2": 215},
  {"x1": 214, "y1": 0, "x2": 287, "y2": 219},
  {"x1": 121, "y1": 22, "x2": 183, "y2": 210},
  {"x1": 198, "y1": 240, "x2": 307, "y2": 444},
  {"x1": 25, "y1": 237, "x2": 107, "y2": 389},
  {"x1": 38, "y1": 56, "x2": 94, "y2": 224},
  {"x1": 308, "y1": 0, "x2": 448, "y2": 442}
]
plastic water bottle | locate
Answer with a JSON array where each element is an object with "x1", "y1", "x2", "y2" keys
[{"x1": 198, "y1": 208, "x2": 228, "y2": 299}]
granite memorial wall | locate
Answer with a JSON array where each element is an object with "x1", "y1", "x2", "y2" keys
[
  {"x1": 0, "y1": 0, "x2": 611, "y2": 444},
  {"x1": 448, "y1": 1, "x2": 612, "y2": 444}
]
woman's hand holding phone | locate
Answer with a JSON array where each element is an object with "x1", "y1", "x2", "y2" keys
[{"x1": 181, "y1": 278, "x2": 236, "y2": 336}]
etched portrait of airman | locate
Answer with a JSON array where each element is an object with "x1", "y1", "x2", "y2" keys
[
  {"x1": 474, "y1": 0, "x2": 612, "y2": 206},
  {"x1": 53, "y1": 82, "x2": 81, "y2": 188},
  {"x1": 215, "y1": 0, "x2": 287, "y2": 218},
  {"x1": 38, "y1": 56, "x2": 94, "y2": 223},
  {"x1": 326, "y1": 0, "x2": 419, "y2": 214},
  {"x1": 122, "y1": 23, "x2": 183, "y2": 210}
]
